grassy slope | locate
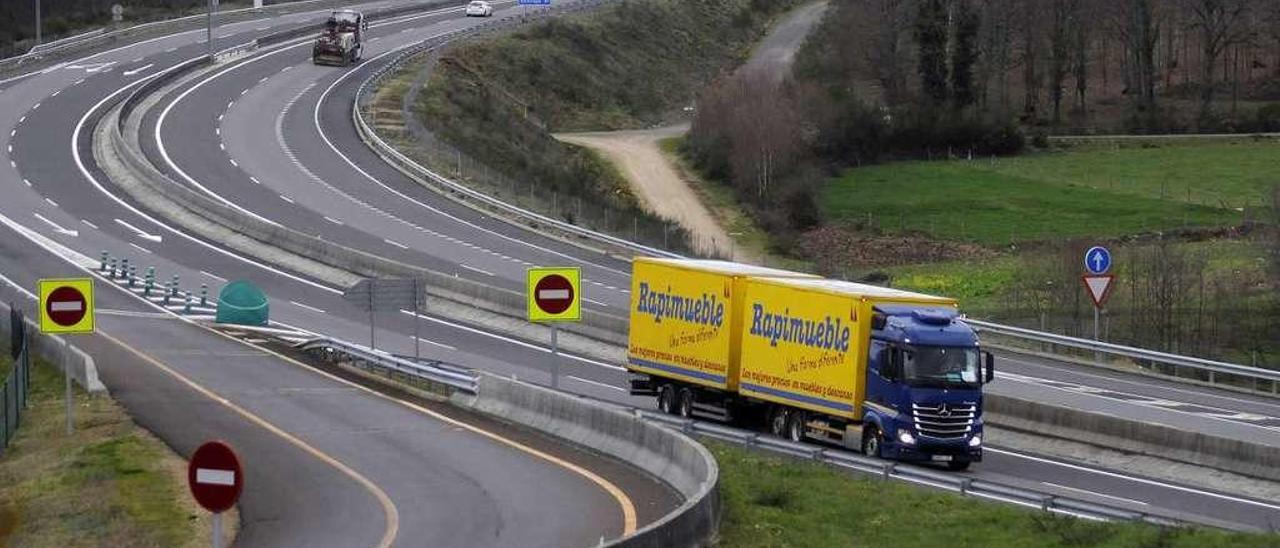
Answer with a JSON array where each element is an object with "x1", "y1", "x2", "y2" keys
[
  {"x1": 451, "y1": 0, "x2": 798, "y2": 131},
  {"x1": 0, "y1": 361, "x2": 204, "y2": 547},
  {"x1": 820, "y1": 140, "x2": 1278, "y2": 245},
  {"x1": 713, "y1": 441, "x2": 1279, "y2": 548}
]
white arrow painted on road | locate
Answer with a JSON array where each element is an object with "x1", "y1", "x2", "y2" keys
[
  {"x1": 32, "y1": 212, "x2": 78, "y2": 237},
  {"x1": 123, "y1": 63, "x2": 154, "y2": 77},
  {"x1": 114, "y1": 218, "x2": 163, "y2": 243}
]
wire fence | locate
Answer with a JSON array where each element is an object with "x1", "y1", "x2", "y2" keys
[
  {"x1": 363, "y1": 40, "x2": 721, "y2": 258},
  {"x1": 0, "y1": 305, "x2": 32, "y2": 456}
]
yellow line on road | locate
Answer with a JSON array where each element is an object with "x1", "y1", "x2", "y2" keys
[
  {"x1": 241, "y1": 336, "x2": 641, "y2": 537},
  {"x1": 97, "y1": 330, "x2": 400, "y2": 548}
]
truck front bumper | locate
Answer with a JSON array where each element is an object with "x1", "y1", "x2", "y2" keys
[{"x1": 885, "y1": 439, "x2": 982, "y2": 464}]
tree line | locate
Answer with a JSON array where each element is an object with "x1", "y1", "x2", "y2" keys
[
  {"x1": 683, "y1": 0, "x2": 1280, "y2": 248},
  {"x1": 831, "y1": 0, "x2": 1280, "y2": 131}
]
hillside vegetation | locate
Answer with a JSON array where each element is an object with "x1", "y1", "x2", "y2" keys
[{"x1": 410, "y1": 0, "x2": 799, "y2": 254}]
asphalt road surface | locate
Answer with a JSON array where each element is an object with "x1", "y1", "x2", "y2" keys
[{"x1": 2, "y1": 0, "x2": 1279, "y2": 533}]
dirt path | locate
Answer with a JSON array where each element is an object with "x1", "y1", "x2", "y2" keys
[
  {"x1": 556, "y1": 2, "x2": 829, "y2": 259},
  {"x1": 556, "y1": 125, "x2": 734, "y2": 257}
]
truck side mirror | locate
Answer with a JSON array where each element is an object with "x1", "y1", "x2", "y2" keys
[{"x1": 984, "y1": 351, "x2": 995, "y2": 383}]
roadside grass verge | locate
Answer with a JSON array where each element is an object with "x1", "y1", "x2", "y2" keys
[
  {"x1": 0, "y1": 360, "x2": 208, "y2": 547},
  {"x1": 821, "y1": 158, "x2": 1241, "y2": 245},
  {"x1": 711, "y1": 441, "x2": 1279, "y2": 547}
]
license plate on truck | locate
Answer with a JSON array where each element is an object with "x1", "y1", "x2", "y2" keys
[{"x1": 931, "y1": 455, "x2": 953, "y2": 462}]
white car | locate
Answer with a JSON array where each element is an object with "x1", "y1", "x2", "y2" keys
[{"x1": 465, "y1": 1, "x2": 494, "y2": 17}]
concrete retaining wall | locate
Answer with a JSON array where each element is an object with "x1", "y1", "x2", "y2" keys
[
  {"x1": 0, "y1": 301, "x2": 106, "y2": 394},
  {"x1": 987, "y1": 393, "x2": 1280, "y2": 482},
  {"x1": 453, "y1": 373, "x2": 720, "y2": 548}
]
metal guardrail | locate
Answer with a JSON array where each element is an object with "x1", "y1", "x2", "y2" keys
[
  {"x1": 351, "y1": 0, "x2": 683, "y2": 260},
  {"x1": 967, "y1": 318, "x2": 1280, "y2": 385},
  {"x1": 345, "y1": 0, "x2": 1280, "y2": 396},
  {"x1": 281, "y1": 328, "x2": 1188, "y2": 527},
  {"x1": 293, "y1": 336, "x2": 478, "y2": 393},
  {"x1": 633, "y1": 410, "x2": 1188, "y2": 528},
  {"x1": 27, "y1": 28, "x2": 106, "y2": 56}
]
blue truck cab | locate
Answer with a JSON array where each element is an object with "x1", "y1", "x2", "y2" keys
[{"x1": 860, "y1": 306, "x2": 994, "y2": 471}]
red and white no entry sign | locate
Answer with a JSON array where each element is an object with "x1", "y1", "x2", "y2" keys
[
  {"x1": 527, "y1": 267, "x2": 581, "y2": 322},
  {"x1": 46, "y1": 286, "x2": 87, "y2": 326},
  {"x1": 37, "y1": 278, "x2": 95, "y2": 334},
  {"x1": 535, "y1": 274, "x2": 574, "y2": 315},
  {"x1": 188, "y1": 441, "x2": 244, "y2": 514}
]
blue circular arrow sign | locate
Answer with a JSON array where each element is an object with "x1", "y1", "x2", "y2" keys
[{"x1": 1084, "y1": 246, "x2": 1112, "y2": 274}]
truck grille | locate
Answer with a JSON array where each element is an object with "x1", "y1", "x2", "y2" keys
[{"x1": 912, "y1": 403, "x2": 976, "y2": 439}]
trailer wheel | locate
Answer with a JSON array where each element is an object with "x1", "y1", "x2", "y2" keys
[
  {"x1": 785, "y1": 411, "x2": 806, "y2": 443},
  {"x1": 657, "y1": 384, "x2": 676, "y2": 414},
  {"x1": 768, "y1": 407, "x2": 788, "y2": 437},
  {"x1": 861, "y1": 426, "x2": 882, "y2": 458},
  {"x1": 677, "y1": 388, "x2": 694, "y2": 418}
]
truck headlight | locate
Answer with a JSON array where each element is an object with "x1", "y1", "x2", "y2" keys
[
  {"x1": 897, "y1": 430, "x2": 916, "y2": 445},
  {"x1": 968, "y1": 434, "x2": 982, "y2": 447}
]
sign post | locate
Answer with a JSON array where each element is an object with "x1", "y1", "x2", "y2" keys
[
  {"x1": 343, "y1": 278, "x2": 426, "y2": 357},
  {"x1": 188, "y1": 441, "x2": 243, "y2": 548},
  {"x1": 1082, "y1": 246, "x2": 1115, "y2": 362},
  {"x1": 527, "y1": 267, "x2": 581, "y2": 389},
  {"x1": 38, "y1": 278, "x2": 95, "y2": 434}
]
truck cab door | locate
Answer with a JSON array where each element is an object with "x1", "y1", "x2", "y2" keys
[{"x1": 866, "y1": 341, "x2": 894, "y2": 409}]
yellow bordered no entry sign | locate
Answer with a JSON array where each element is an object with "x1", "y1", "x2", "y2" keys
[
  {"x1": 38, "y1": 278, "x2": 96, "y2": 334},
  {"x1": 527, "y1": 267, "x2": 581, "y2": 322}
]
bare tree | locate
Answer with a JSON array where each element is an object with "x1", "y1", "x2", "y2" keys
[
  {"x1": 1116, "y1": 0, "x2": 1159, "y2": 115},
  {"x1": 1018, "y1": 1, "x2": 1045, "y2": 120},
  {"x1": 977, "y1": 0, "x2": 1016, "y2": 111},
  {"x1": 860, "y1": 0, "x2": 913, "y2": 103},
  {"x1": 1185, "y1": 0, "x2": 1251, "y2": 123},
  {"x1": 1073, "y1": 0, "x2": 1093, "y2": 113},
  {"x1": 1049, "y1": 0, "x2": 1079, "y2": 124}
]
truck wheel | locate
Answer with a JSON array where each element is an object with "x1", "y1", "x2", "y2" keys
[
  {"x1": 785, "y1": 411, "x2": 806, "y2": 443},
  {"x1": 861, "y1": 427, "x2": 882, "y2": 458},
  {"x1": 768, "y1": 407, "x2": 787, "y2": 437},
  {"x1": 657, "y1": 384, "x2": 676, "y2": 415},
  {"x1": 677, "y1": 388, "x2": 694, "y2": 418},
  {"x1": 947, "y1": 460, "x2": 971, "y2": 471}
]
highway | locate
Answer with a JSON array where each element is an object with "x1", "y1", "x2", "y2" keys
[
  {"x1": 2, "y1": 0, "x2": 1279, "y2": 535},
  {"x1": 0, "y1": 2, "x2": 677, "y2": 546}
]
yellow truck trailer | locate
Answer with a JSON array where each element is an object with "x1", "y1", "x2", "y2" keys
[
  {"x1": 626, "y1": 258, "x2": 817, "y2": 396},
  {"x1": 628, "y1": 261, "x2": 995, "y2": 470}
]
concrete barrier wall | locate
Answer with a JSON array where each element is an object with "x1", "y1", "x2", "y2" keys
[
  {"x1": 452, "y1": 373, "x2": 720, "y2": 548},
  {"x1": 987, "y1": 393, "x2": 1280, "y2": 482},
  {"x1": 100, "y1": 3, "x2": 631, "y2": 349},
  {"x1": 0, "y1": 301, "x2": 106, "y2": 394}
]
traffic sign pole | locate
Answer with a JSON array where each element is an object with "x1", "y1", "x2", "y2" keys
[
  {"x1": 213, "y1": 512, "x2": 222, "y2": 548},
  {"x1": 527, "y1": 267, "x2": 580, "y2": 390},
  {"x1": 550, "y1": 324, "x2": 559, "y2": 389},
  {"x1": 64, "y1": 350, "x2": 72, "y2": 435},
  {"x1": 188, "y1": 440, "x2": 243, "y2": 548}
]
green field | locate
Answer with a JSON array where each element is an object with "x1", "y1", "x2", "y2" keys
[
  {"x1": 712, "y1": 441, "x2": 1279, "y2": 547},
  {"x1": 821, "y1": 140, "x2": 1275, "y2": 244}
]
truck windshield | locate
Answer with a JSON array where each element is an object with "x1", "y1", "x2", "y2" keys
[{"x1": 903, "y1": 346, "x2": 979, "y2": 388}]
